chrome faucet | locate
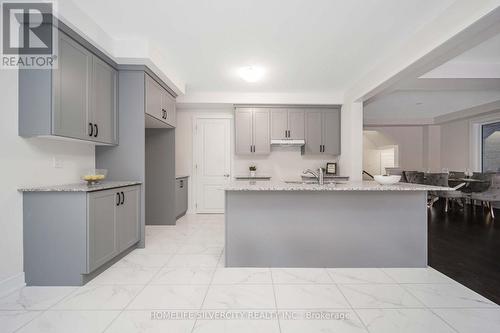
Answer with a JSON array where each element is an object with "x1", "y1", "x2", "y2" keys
[{"x1": 303, "y1": 167, "x2": 324, "y2": 185}]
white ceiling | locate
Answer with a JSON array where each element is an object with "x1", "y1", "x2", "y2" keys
[
  {"x1": 364, "y1": 89, "x2": 500, "y2": 119},
  {"x1": 71, "y1": 0, "x2": 455, "y2": 95},
  {"x1": 365, "y1": 31, "x2": 500, "y2": 122}
]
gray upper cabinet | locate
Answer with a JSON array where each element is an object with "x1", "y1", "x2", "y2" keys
[
  {"x1": 235, "y1": 108, "x2": 270, "y2": 155},
  {"x1": 304, "y1": 111, "x2": 323, "y2": 154},
  {"x1": 270, "y1": 109, "x2": 288, "y2": 140},
  {"x1": 91, "y1": 56, "x2": 117, "y2": 144},
  {"x1": 145, "y1": 74, "x2": 176, "y2": 128},
  {"x1": 162, "y1": 90, "x2": 176, "y2": 127},
  {"x1": 304, "y1": 109, "x2": 341, "y2": 155},
  {"x1": 322, "y1": 109, "x2": 341, "y2": 155},
  {"x1": 288, "y1": 110, "x2": 305, "y2": 139},
  {"x1": 145, "y1": 75, "x2": 163, "y2": 121},
  {"x1": 270, "y1": 109, "x2": 305, "y2": 140},
  {"x1": 19, "y1": 30, "x2": 117, "y2": 145},
  {"x1": 235, "y1": 109, "x2": 254, "y2": 154},
  {"x1": 253, "y1": 109, "x2": 271, "y2": 154},
  {"x1": 53, "y1": 33, "x2": 91, "y2": 141}
]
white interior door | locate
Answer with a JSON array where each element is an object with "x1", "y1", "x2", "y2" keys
[
  {"x1": 195, "y1": 117, "x2": 231, "y2": 213},
  {"x1": 380, "y1": 148, "x2": 396, "y2": 175}
]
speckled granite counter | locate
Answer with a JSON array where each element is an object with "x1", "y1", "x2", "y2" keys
[
  {"x1": 224, "y1": 180, "x2": 452, "y2": 191},
  {"x1": 175, "y1": 175, "x2": 189, "y2": 179},
  {"x1": 19, "y1": 181, "x2": 142, "y2": 192}
]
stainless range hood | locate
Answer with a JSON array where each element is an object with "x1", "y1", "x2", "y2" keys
[{"x1": 270, "y1": 139, "x2": 305, "y2": 146}]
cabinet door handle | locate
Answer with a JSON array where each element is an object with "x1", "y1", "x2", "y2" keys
[
  {"x1": 120, "y1": 191, "x2": 125, "y2": 205},
  {"x1": 88, "y1": 122, "x2": 93, "y2": 137},
  {"x1": 94, "y1": 124, "x2": 98, "y2": 137},
  {"x1": 322, "y1": 145, "x2": 325, "y2": 153},
  {"x1": 116, "y1": 192, "x2": 120, "y2": 206}
]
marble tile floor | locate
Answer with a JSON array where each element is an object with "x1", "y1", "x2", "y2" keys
[{"x1": 1, "y1": 214, "x2": 499, "y2": 333}]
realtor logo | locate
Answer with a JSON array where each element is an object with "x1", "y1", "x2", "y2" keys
[{"x1": 1, "y1": 1, "x2": 57, "y2": 68}]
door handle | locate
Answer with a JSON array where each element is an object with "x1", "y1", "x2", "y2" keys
[
  {"x1": 116, "y1": 192, "x2": 120, "y2": 206},
  {"x1": 120, "y1": 191, "x2": 125, "y2": 205},
  {"x1": 88, "y1": 122, "x2": 93, "y2": 137},
  {"x1": 94, "y1": 124, "x2": 98, "y2": 137}
]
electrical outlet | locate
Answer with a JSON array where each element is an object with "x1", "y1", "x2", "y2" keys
[{"x1": 53, "y1": 156, "x2": 63, "y2": 168}]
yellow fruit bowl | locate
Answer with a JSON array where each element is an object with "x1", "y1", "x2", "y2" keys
[{"x1": 82, "y1": 169, "x2": 107, "y2": 185}]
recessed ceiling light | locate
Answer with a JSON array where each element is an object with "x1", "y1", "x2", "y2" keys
[{"x1": 238, "y1": 65, "x2": 265, "y2": 82}]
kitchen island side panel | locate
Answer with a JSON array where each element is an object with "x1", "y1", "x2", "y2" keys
[{"x1": 225, "y1": 190, "x2": 427, "y2": 268}]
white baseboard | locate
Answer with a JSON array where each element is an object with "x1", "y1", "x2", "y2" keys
[{"x1": 0, "y1": 273, "x2": 25, "y2": 297}]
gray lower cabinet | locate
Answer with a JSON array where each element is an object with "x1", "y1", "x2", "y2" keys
[
  {"x1": 176, "y1": 177, "x2": 188, "y2": 219},
  {"x1": 19, "y1": 30, "x2": 117, "y2": 145},
  {"x1": 304, "y1": 109, "x2": 341, "y2": 155},
  {"x1": 23, "y1": 185, "x2": 140, "y2": 286},
  {"x1": 235, "y1": 108, "x2": 270, "y2": 155},
  {"x1": 145, "y1": 74, "x2": 176, "y2": 127}
]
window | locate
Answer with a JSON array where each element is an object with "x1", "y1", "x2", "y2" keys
[{"x1": 481, "y1": 122, "x2": 500, "y2": 172}]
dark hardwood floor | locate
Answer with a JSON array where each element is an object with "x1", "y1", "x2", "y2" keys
[{"x1": 428, "y1": 200, "x2": 500, "y2": 305}]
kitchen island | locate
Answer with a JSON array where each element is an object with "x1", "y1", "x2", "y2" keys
[{"x1": 224, "y1": 181, "x2": 451, "y2": 268}]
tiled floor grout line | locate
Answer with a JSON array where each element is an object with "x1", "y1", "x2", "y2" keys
[
  {"x1": 189, "y1": 250, "x2": 222, "y2": 333},
  {"x1": 398, "y1": 282, "x2": 461, "y2": 333},
  {"x1": 8, "y1": 216, "x2": 499, "y2": 332},
  {"x1": 269, "y1": 268, "x2": 283, "y2": 333},
  {"x1": 427, "y1": 308, "x2": 461, "y2": 333},
  {"x1": 101, "y1": 235, "x2": 184, "y2": 332},
  {"x1": 325, "y1": 270, "x2": 371, "y2": 333}
]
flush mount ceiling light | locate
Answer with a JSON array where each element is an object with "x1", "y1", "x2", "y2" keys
[{"x1": 238, "y1": 65, "x2": 265, "y2": 82}]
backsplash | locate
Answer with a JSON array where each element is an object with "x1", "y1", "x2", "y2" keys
[{"x1": 233, "y1": 145, "x2": 338, "y2": 181}]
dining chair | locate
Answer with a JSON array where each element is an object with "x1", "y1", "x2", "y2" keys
[
  {"x1": 385, "y1": 167, "x2": 407, "y2": 182},
  {"x1": 425, "y1": 173, "x2": 465, "y2": 212},
  {"x1": 448, "y1": 171, "x2": 465, "y2": 179},
  {"x1": 404, "y1": 171, "x2": 425, "y2": 184},
  {"x1": 469, "y1": 172, "x2": 493, "y2": 193},
  {"x1": 470, "y1": 173, "x2": 500, "y2": 219}
]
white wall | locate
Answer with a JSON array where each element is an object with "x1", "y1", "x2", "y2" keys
[
  {"x1": 364, "y1": 126, "x2": 425, "y2": 171},
  {"x1": 440, "y1": 118, "x2": 470, "y2": 170},
  {"x1": 0, "y1": 70, "x2": 95, "y2": 295},
  {"x1": 175, "y1": 109, "x2": 340, "y2": 212}
]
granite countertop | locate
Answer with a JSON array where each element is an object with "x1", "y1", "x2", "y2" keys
[
  {"x1": 176, "y1": 175, "x2": 189, "y2": 179},
  {"x1": 235, "y1": 175, "x2": 272, "y2": 180},
  {"x1": 224, "y1": 181, "x2": 453, "y2": 192},
  {"x1": 19, "y1": 181, "x2": 142, "y2": 192}
]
